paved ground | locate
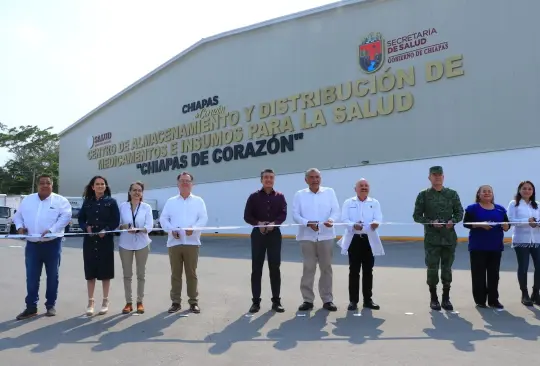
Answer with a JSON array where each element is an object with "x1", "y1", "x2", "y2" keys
[{"x1": 0, "y1": 236, "x2": 539, "y2": 366}]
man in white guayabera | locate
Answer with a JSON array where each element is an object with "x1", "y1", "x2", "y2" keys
[
  {"x1": 292, "y1": 168, "x2": 340, "y2": 312},
  {"x1": 159, "y1": 172, "x2": 208, "y2": 314}
]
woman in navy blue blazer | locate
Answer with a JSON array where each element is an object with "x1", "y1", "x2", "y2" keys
[{"x1": 463, "y1": 185, "x2": 510, "y2": 308}]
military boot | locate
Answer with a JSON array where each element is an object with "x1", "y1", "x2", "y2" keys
[
  {"x1": 521, "y1": 289, "x2": 533, "y2": 306},
  {"x1": 429, "y1": 287, "x2": 441, "y2": 310},
  {"x1": 530, "y1": 288, "x2": 540, "y2": 306},
  {"x1": 441, "y1": 287, "x2": 454, "y2": 311}
]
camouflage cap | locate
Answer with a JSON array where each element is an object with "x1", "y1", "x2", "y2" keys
[{"x1": 429, "y1": 166, "x2": 443, "y2": 174}]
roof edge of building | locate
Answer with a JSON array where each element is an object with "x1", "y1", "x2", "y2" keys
[{"x1": 58, "y1": 0, "x2": 376, "y2": 137}]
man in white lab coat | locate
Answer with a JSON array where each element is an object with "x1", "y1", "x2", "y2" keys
[
  {"x1": 338, "y1": 178, "x2": 385, "y2": 311},
  {"x1": 12, "y1": 174, "x2": 72, "y2": 320}
]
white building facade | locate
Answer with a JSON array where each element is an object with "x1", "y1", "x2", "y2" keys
[{"x1": 58, "y1": 0, "x2": 540, "y2": 240}]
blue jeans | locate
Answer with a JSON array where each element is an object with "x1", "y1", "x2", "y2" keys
[
  {"x1": 25, "y1": 238, "x2": 62, "y2": 311},
  {"x1": 514, "y1": 246, "x2": 540, "y2": 290}
]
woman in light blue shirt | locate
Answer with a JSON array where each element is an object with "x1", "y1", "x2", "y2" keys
[{"x1": 117, "y1": 181, "x2": 154, "y2": 314}]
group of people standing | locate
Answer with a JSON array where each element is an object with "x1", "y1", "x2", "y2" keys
[
  {"x1": 246, "y1": 165, "x2": 540, "y2": 314},
  {"x1": 244, "y1": 167, "x2": 384, "y2": 314},
  {"x1": 10, "y1": 165, "x2": 540, "y2": 321},
  {"x1": 413, "y1": 167, "x2": 540, "y2": 310},
  {"x1": 13, "y1": 171, "x2": 208, "y2": 320}
]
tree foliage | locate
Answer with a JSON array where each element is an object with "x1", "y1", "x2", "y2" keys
[{"x1": 0, "y1": 122, "x2": 59, "y2": 194}]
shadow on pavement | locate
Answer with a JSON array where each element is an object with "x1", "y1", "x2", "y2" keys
[
  {"x1": 477, "y1": 307, "x2": 540, "y2": 341},
  {"x1": 0, "y1": 314, "x2": 127, "y2": 353},
  {"x1": 1, "y1": 307, "x2": 537, "y2": 354}
]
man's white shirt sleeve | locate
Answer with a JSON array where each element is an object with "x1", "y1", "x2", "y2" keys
[
  {"x1": 193, "y1": 199, "x2": 208, "y2": 232},
  {"x1": 49, "y1": 196, "x2": 72, "y2": 233},
  {"x1": 159, "y1": 199, "x2": 174, "y2": 232},
  {"x1": 328, "y1": 188, "x2": 341, "y2": 223},
  {"x1": 292, "y1": 191, "x2": 310, "y2": 226},
  {"x1": 373, "y1": 200, "x2": 383, "y2": 224}
]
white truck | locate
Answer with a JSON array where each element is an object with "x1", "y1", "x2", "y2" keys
[
  {"x1": 0, "y1": 194, "x2": 13, "y2": 235},
  {"x1": 65, "y1": 197, "x2": 85, "y2": 234},
  {"x1": 0, "y1": 194, "x2": 26, "y2": 234}
]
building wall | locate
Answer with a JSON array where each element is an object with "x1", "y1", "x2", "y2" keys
[
  {"x1": 59, "y1": 0, "x2": 540, "y2": 196},
  {"x1": 109, "y1": 147, "x2": 540, "y2": 239}
]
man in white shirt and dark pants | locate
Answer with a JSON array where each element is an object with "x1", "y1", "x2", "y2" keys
[
  {"x1": 159, "y1": 172, "x2": 208, "y2": 314},
  {"x1": 12, "y1": 174, "x2": 72, "y2": 320},
  {"x1": 293, "y1": 168, "x2": 340, "y2": 311},
  {"x1": 340, "y1": 178, "x2": 384, "y2": 311}
]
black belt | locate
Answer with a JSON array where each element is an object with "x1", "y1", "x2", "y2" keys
[{"x1": 33, "y1": 239, "x2": 56, "y2": 243}]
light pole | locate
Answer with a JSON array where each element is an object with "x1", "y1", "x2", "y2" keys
[{"x1": 31, "y1": 161, "x2": 51, "y2": 193}]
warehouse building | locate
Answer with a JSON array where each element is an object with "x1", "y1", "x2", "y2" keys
[{"x1": 58, "y1": 0, "x2": 540, "y2": 239}]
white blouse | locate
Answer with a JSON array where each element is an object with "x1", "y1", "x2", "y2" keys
[
  {"x1": 507, "y1": 199, "x2": 540, "y2": 248},
  {"x1": 118, "y1": 201, "x2": 154, "y2": 250}
]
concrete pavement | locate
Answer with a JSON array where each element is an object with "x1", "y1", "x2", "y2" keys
[{"x1": 0, "y1": 236, "x2": 539, "y2": 365}]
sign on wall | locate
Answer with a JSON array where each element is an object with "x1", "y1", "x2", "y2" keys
[
  {"x1": 86, "y1": 27, "x2": 464, "y2": 176},
  {"x1": 87, "y1": 132, "x2": 112, "y2": 149},
  {"x1": 182, "y1": 96, "x2": 220, "y2": 114}
]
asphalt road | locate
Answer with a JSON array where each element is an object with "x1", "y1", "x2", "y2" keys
[{"x1": 0, "y1": 236, "x2": 539, "y2": 366}]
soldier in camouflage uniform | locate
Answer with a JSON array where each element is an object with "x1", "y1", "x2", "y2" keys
[{"x1": 413, "y1": 166, "x2": 464, "y2": 311}]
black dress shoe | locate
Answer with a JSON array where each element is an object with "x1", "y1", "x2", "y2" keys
[
  {"x1": 272, "y1": 301, "x2": 285, "y2": 313},
  {"x1": 488, "y1": 301, "x2": 504, "y2": 309},
  {"x1": 323, "y1": 302, "x2": 337, "y2": 311},
  {"x1": 190, "y1": 304, "x2": 200, "y2": 313},
  {"x1": 363, "y1": 300, "x2": 380, "y2": 310},
  {"x1": 347, "y1": 302, "x2": 358, "y2": 311},
  {"x1": 298, "y1": 302, "x2": 314, "y2": 311},
  {"x1": 522, "y1": 291, "x2": 534, "y2": 306},
  {"x1": 532, "y1": 288, "x2": 540, "y2": 305},
  {"x1": 476, "y1": 303, "x2": 487, "y2": 308},
  {"x1": 16, "y1": 308, "x2": 38, "y2": 320},
  {"x1": 249, "y1": 302, "x2": 260, "y2": 313},
  {"x1": 168, "y1": 303, "x2": 181, "y2": 313}
]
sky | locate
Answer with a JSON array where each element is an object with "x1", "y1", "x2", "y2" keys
[{"x1": 0, "y1": 0, "x2": 336, "y2": 165}]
